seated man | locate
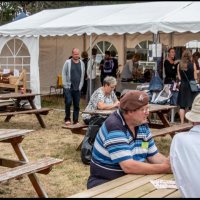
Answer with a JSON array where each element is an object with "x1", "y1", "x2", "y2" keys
[
  {"x1": 87, "y1": 90, "x2": 171, "y2": 189},
  {"x1": 170, "y1": 94, "x2": 200, "y2": 198},
  {"x1": 82, "y1": 76, "x2": 120, "y2": 125}
]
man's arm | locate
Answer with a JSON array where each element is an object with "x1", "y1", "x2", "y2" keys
[
  {"x1": 147, "y1": 152, "x2": 168, "y2": 164},
  {"x1": 119, "y1": 157, "x2": 171, "y2": 175}
]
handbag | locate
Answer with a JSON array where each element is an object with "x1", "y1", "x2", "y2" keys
[
  {"x1": 149, "y1": 70, "x2": 164, "y2": 92},
  {"x1": 183, "y1": 70, "x2": 198, "y2": 92}
]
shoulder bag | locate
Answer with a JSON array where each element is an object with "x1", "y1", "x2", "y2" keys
[{"x1": 182, "y1": 70, "x2": 198, "y2": 92}]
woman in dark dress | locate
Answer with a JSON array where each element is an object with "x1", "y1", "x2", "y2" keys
[
  {"x1": 164, "y1": 47, "x2": 179, "y2": 84},
  {"x1": 177, "y1": 50, "x2": 198, "y2": 124}
]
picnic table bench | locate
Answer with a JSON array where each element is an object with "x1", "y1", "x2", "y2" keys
[
  {"x1": 0, "y1": 129, "x2": 63, "y2": 198},
  {"x1": 151, "y1": 123, "x2": 193, "y2": 138},
  {"x1": 62, "y1": 123, "x2": 88, "y2": 135},
  {"x1": 0, "y1": 93, "x2": 52, "y2": 128},
  {"x1": 0, "y1": 157, "x2": 63, "y2": 183}
]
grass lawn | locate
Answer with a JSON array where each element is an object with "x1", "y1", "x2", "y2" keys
[{"x1": 0, "y1": 94, "x2": 172, "y2": 198}]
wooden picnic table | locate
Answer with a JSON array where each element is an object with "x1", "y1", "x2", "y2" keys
[
  {"x1": 68, "y1": 173, "x2": 181, "y2": 198},
  {"x1": 0, "y1": 129, "x2": 63, "y2": 198},
  {"x1": 0, "y1": 92, "x2": 51, "y2": 128},
  {"x1": 82, "y1": 104, "x2": 177, "y2": 129}
]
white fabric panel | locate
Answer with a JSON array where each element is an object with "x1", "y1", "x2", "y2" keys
[
  {"x1": 0, "y1": 36, "x2": 41, "y2": 108},
  {"x1": 158, "y1": 2, "x2": 200, "y2": 33},
  {"x1": 0, "y1": 2, "x2": 194, "y2": 37},
  {"x1": 22, "y1": 36, "x2": 41, "y2": 108},
  {"x1": 0, "y1": 36, "x2": 8, "y2": 50}
]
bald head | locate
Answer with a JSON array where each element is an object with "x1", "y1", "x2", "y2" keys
[{"x1": 72, "y1": 48, "x2": 80, "y2": 62}]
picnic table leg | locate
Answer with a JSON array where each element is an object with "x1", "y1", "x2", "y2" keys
[
  {"x1": 76, "y1": 140, "x2": 83, "y2": 151},
  {"x1": 11, "y1": 138, "x2": 48, "y2": 198},
  {"x1": 4, "y1": 115, "x2": 13, "y2": 122},
  {"x1": 170, "y1": 108, "x2": 175, "y2": 123},
  {"x1": 156, "y1": 111, "x2": 171, "y2": 127},
  {"x1": 28, "y1": 99, "x2": 46, "y2": 128}
]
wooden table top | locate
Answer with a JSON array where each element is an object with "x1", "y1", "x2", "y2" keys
[
  {"x1": 82, "y1": 104, "x2": 177, "y2": 116},
  {"x1": 68, "y1": 173, "x2": 181, "y2": 198},
  {"x1": 0, "y1": 129, "x2": 34, "y2": 141},
  {"x1": 0, "y1": 92, "x2": 39, "y2": 100}
]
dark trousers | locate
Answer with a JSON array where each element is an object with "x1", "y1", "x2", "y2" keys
[{"x1": 63, "y1": 88, "x2": 81, "y2": 123}]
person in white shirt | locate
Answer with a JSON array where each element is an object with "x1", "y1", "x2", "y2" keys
[
  {"x1": 82, "y1": 76, "x2": 120, "y2": 125},
  {"x1": 170, "y1": 93, "x2": 200, "y2": 198},
  {"x1": 86, "y1": 48, "x2": 97, "y2": 102}
]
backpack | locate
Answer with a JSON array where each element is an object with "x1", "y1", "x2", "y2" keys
[
  {"x1": 81, "y1": 115, "x2": 107, "y2": 165},
  {"x1": 103, "y1": 59, "x2": 114, "y2": 74}
]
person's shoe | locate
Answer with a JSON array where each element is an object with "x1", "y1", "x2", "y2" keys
[
  {"x1": 65, "y1": 120, "x2": 71, "y2": 126},
  {"x1": 73, "y1": 122, "x2": 80, "y2": 125}
]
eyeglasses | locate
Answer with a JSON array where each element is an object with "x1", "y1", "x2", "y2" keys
[
  {"x1": 137, "y1": 107, "x2": 150, "y2": 113},
  {"x1": 110, "y1": 85, "x2": 116, "y2": 89}
]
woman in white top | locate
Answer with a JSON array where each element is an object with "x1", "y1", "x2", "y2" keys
[
  {"x1": 86, "y1": 48, "x2": 97, "y2": 102},
  {"x1": 82, "y1": 76, "x2": 120, "y2": 125}
]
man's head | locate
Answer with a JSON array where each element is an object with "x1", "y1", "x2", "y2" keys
[
  {"x1": 72, "y1": 48, "x2": 80, "y2": 62},
  {"x1": 120, "y1": 90, "x2": 149, "y2": 126},
  {"x1": 81, "y1": 51, "x2": 88, "y2": 59},
  {"x1": 105, "y1": 51, "x2": 111, "y2": 60},
  {"x1": 185, "y1": 94, "x2": 200, "y2": 123}
]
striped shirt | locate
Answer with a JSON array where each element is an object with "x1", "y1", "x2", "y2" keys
[{"x1": 91, "y1": 109, "x2": 158, "y2": 173}]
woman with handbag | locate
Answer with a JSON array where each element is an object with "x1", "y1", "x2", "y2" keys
[{"x1": 177, "y1": 50, "x2": 198, "y2": 124}]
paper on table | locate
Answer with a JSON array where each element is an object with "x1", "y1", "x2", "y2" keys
[{"x1": 150, "y1": 179, "x2": 178, "y2": 189}]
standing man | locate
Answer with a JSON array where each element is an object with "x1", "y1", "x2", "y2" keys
[
  {"x1": 99, "y1": 51, "x2": 115, "y2": 86},
  {"x1": 62, "y1": 48, "x2": 85, "y2": 125}
]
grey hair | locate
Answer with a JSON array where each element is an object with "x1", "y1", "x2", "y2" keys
[{"x1": 103, "y1": 76, "x2": 117, "y2": 86}]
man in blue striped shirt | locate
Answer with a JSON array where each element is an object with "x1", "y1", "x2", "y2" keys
[{"x1": 87, "y1": 90, "x2": 171, "y2": 189}]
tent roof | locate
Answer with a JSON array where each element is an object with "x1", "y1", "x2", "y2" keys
[{"x1": 0, "y1": 1, "x2": 198, "y2": 37}]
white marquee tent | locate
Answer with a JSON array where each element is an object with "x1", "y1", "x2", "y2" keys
[{"x1": 0, "y1": 1, "x2": 199, "y2": 107}]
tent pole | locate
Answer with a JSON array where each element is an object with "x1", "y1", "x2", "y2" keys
[
  {"x1": 89, "y1": 34, "x2": 93, "y2": 99},
  {"x1": 153, "y1": 33, "x2": 158, "y2": 71}
]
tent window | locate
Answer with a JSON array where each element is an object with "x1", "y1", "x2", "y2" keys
[
  {"x1": 0, "y1": 38, "x2": 30, "y2": 88},
  {"x1": 93, "y1": 41, "x2": 118, "y2": 76}
]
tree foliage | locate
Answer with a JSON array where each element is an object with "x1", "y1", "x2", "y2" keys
[{"x1": 0, "y1": 1, "x2": 142, "y2": 25}]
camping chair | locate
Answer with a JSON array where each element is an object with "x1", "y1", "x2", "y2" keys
[{"x1": 49, "y1": 75, "x2": 63, "y2": 96}]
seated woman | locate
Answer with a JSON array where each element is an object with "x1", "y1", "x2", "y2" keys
[{"x1": 82, "y1": 76, "x2": 120, "y2": 125}]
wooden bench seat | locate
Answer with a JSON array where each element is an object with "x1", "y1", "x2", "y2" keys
[
  {"x1": 0, "y1": 108, "x2": 52, "y2": 116},
  {"x1": 62, "y1": 124, "x2": 88, "y2": 135},
  {"x1": 0, "y1": 157, "x2": 63, "y2": 183},
  {"x1": 151, "y1": 123, "x2": 193, "y2": 138}
]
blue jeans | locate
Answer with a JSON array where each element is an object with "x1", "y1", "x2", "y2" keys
[{"x1": 63, "y1": 88, "x2": 81, "y2": 123}]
